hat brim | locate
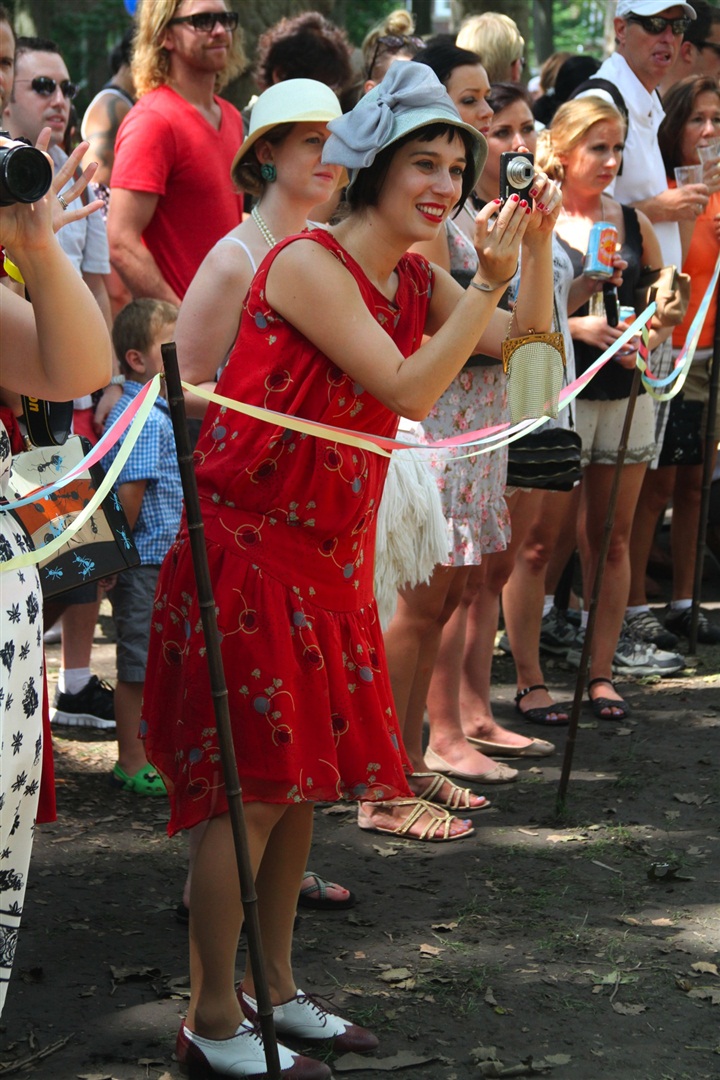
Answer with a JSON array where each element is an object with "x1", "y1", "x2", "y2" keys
[
  {"x1": 345, "y1": 109, "x2": 487, "y2": 195},
  {"x1": 231, "y1": 108, "x2": 346, "y2": 184}
]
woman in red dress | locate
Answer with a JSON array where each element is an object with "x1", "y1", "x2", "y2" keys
[{"x1": 142, "y1": 62, "x2": 561, "y2": 1079}]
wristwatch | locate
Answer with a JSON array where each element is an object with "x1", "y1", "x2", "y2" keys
[{"x1": 109, "y1": 375, "x2": 126, "y2": 386}]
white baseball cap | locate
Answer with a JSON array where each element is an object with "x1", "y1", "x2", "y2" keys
[{"x1": 615, "y1": 1, "x2": 696, "y2": 19}]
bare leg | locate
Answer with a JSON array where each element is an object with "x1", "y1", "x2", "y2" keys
[
  {"x1": 114, "y1": 681, "x2": 150, "y2": 775},
  {"x1": 627, "y1": 468, "x2": 674, "y2": 607},
  {"x1": 578, "y1": 462, "x2": 647, "y2": 712},
  {"x1": 59, "y1": 597, "x2": 101, "y2": 672},
  {"x1": 188, "y1": 803, "x2": 311, "y2": 1039},
  {"x1": 361, "y1": 566, "x2": 481, "y2": 835},
  {"x1": 503, "y1": 488, "x2": 577, "y2": 717},
  {"x1": 458, "y1": 491, "x2": 539, "y2": 743}
]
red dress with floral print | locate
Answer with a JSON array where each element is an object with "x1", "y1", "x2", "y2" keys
[{"x1": 142, "y1": 230, "x2": 433, "y2": 835}]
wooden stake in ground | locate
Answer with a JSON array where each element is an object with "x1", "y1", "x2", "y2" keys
[{"x1": 161, "y1": 343, "x2": 282, "y2": 1080}]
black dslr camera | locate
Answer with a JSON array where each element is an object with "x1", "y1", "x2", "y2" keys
[
  {"x1": 499, "y1": 150, "x2": 534, "y2": 203},
  {"x1": 0, "y1": 131, "x2": 53, "y2": 207}
]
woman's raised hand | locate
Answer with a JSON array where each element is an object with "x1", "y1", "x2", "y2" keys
[
  {"x1": 37, "y1": 130, "x2": 105, "y2": 232},
  {"x1": 471, "y1": 194, "x2": 531, "y2": 289},
  {"x1": 523, "y1": 170, "x2": 563, "y2": 241}
]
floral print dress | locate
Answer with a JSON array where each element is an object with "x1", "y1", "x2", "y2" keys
[
  {"x1": 142, "y1": 230, "x2": 432, "y2": 835},
  {"x1": 0, "y1": 421, "x2": 43, "y2": 1017},
  {"x1": 411, "y1": 217, "x2": 511, "y2": 563}
]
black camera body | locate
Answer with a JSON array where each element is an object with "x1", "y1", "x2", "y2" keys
[
  {"x1": 0, "y1": 131, "x2": 53, "y2": 207},
  {"x1": 499, "y1": 150, "x2": 534, "y2": 203}
]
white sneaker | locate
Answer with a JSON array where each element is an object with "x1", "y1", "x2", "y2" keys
[{"x1": 612, "y1": 628, "x2": 685, "y2": 677}]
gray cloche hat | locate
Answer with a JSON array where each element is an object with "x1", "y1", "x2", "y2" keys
[{"x1": 322, "y1": 62, "x2": 487, "y2": 191}]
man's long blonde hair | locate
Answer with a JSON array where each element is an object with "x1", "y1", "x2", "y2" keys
[{"x1": 132, "y1": 0, "x2": 246, "y2": 98}]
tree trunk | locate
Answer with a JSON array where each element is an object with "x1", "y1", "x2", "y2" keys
[{"x1": 533, "y1": 0, "x2": 554, "y2": 66}]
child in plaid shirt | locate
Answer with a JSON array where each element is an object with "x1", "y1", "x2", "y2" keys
[{"x1": 102, "y1": 298, "x2": 181, "y2": 795}]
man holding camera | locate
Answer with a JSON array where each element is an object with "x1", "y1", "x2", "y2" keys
[{"x1": 108, "y1": 0, "x2": 245, "y2": 305}]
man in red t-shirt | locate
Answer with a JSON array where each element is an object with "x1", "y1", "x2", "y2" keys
[{"x1": 108, "y1": 1, "x2": 246, "y2": 304}]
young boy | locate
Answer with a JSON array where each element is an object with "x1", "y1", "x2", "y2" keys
[{"x1": 102, "y1": 298, "x2": 181, "y2": 795}]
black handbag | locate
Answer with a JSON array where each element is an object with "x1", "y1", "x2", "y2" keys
[
  {"x1": 658, "y1": 395, "x2": 704, "y2": 467},
  {"x1": 506, "y1": 427, "x2": 582, "y2": 492},
  {"x1": 6, "y1": 435, "x2": 140, "y2": 597}
]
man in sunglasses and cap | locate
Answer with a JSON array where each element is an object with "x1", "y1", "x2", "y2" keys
[{"x1": 108, "y1": 1, "x2": 245, "y2": 306}]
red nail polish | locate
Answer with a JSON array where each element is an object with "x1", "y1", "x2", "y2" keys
[
  {"x1": 525, "y1": 205, "x2": 532, "y2": 214},
  {"x1": 529, "y1": 188, "x2": 539, "y2": 198},
  {"x1": 519, "y1": 200, "x2": 528, "y2": 208},
  {"x1": 536, "y1": 202, "x2": 545, "y2": 211},
  {"x1": 511, "y1": 193, "x2": 520, "y2": 202},
  {"x1": 494, "y1": 198, "x2": 503, "y2": 204}
]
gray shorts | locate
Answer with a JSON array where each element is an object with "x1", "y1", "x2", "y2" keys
[
  {"x1": 576, "y1": 393, "x2": 656, "y2": 467},
  {"x1": 109, "y1": 564, "x2": 160, "y2": 683}
]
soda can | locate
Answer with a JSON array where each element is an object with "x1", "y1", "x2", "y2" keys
[
  {"x1": 618, "y1": 305, "x2": 635, "y2": 324},
  {"x1": 583, "y1": 222, "x2": 618, "y2": 279}
]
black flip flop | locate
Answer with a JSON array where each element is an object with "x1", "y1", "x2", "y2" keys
[
  {"x1": 514, "y1": 684, "x2": 570, "y2": 726},
  {"x1": 587, "y1": 677, "x2": 631, "y2": 721}
]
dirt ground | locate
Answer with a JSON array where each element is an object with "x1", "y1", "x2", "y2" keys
[{"x1": 1, "y1": 546, "x2": 719, "y2": 1080}]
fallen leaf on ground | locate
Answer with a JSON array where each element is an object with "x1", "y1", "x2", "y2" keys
[
  {"x1": 543, "y1": 1054, "x2": 572, "y2": 1065},
  {"x1": 378, "y1": 967, "x2": 412, "y2": 982},
  {"x1": 419, "y1": 943, "x2": 442, "y2": 957},
  {"x1": 612, "y1": 1002, "x2": 647, "y2": 1015},
  {"x1": 547, "y1": 833, "x2": 589, "y2": 844},
  {"x1": 651, "y1": 918, "x2": 674, "y2": 926},
  {"x1": 372, "y1": 845, "x2": 399, "y2": 858},
  {"x1": 109, "y1": 964, "x2": 160, "y2": 982},
  {"x1": 431, "y1": 921, "x2": 458, "y2": 932},
  {"x1": 688, "y1": 987, "x2": 720, "y2": 1005},
  {"x1": 673, "y1": 792, "x2": 708, "y2": 806},
  {"x1": 691, "y1": 962, "x2": 719, "y2": 976},
  {"x1": 334, "y1": 1050, "x2": 437, "y2": 1071}
]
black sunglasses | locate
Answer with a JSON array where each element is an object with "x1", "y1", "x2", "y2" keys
[
  {"x1": 168, "y1": 11, "x2": 239, "y2": 33},
  {"x1": 17, "y1": 76, "x2": 79, "y2": 100},
  {"x1": 626, "y1": 14, "x2": 691, "y2": 36},
  {"x1": 366, "y1": 34, "x2": 424, "y2": 79},
  {"x1": 698, "y1": 39, "x2": 720, "y2": 57}
]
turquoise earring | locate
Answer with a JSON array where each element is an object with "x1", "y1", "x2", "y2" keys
[{"x1": 260, "y1": 163, "x2": 277, "y2": 183}]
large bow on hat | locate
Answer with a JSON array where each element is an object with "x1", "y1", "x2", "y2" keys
[{"x1": 323, "y1": 63, "x2": 453, "y2": 171}]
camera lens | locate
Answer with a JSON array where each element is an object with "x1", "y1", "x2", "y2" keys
[
  {"x1": 0, "y1": 143, "x2": 53, "y2": 207},
  {"x1": 506, "y1": 158, "x2": 534, "y2": 189}
]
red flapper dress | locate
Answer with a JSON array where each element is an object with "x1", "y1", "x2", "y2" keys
[{"x1": 142, "y1": 229, "x2": 433, "y2": 835}]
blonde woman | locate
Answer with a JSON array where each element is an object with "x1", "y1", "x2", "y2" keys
[
  {"x1": 540, "y1": 96, "x2": 679, "y2": 718},
  {"x1": 456, "y1": 11, "x2": 525, "y2": 84}
]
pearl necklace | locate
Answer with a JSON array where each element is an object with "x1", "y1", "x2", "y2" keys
[{"x1": 251, "y1": 205, "x2": 277, "y2": 249}]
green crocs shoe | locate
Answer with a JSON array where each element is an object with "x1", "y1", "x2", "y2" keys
[{"x1": 111, "y1": 762, "x2": 166, "y2": 796}]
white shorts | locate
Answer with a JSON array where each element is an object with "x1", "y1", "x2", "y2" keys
[{"x1": 576, "y1": 393, "x2": 656, "y2": 467}]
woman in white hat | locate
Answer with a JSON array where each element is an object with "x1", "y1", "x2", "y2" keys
[
  {"x1": 176, "y1": 78, "x2": 344, "y2": 414},
  {"x1": 142, "y1": 62, "x2": 561, "y2": 1078}
]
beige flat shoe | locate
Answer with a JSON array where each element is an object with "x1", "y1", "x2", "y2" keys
[
  {"x1": 465, "y1": 736, "x2": 555, "y2": 758},
  {"x1": 424, "y1": 747, "x2": 518, "y2": 784}
]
